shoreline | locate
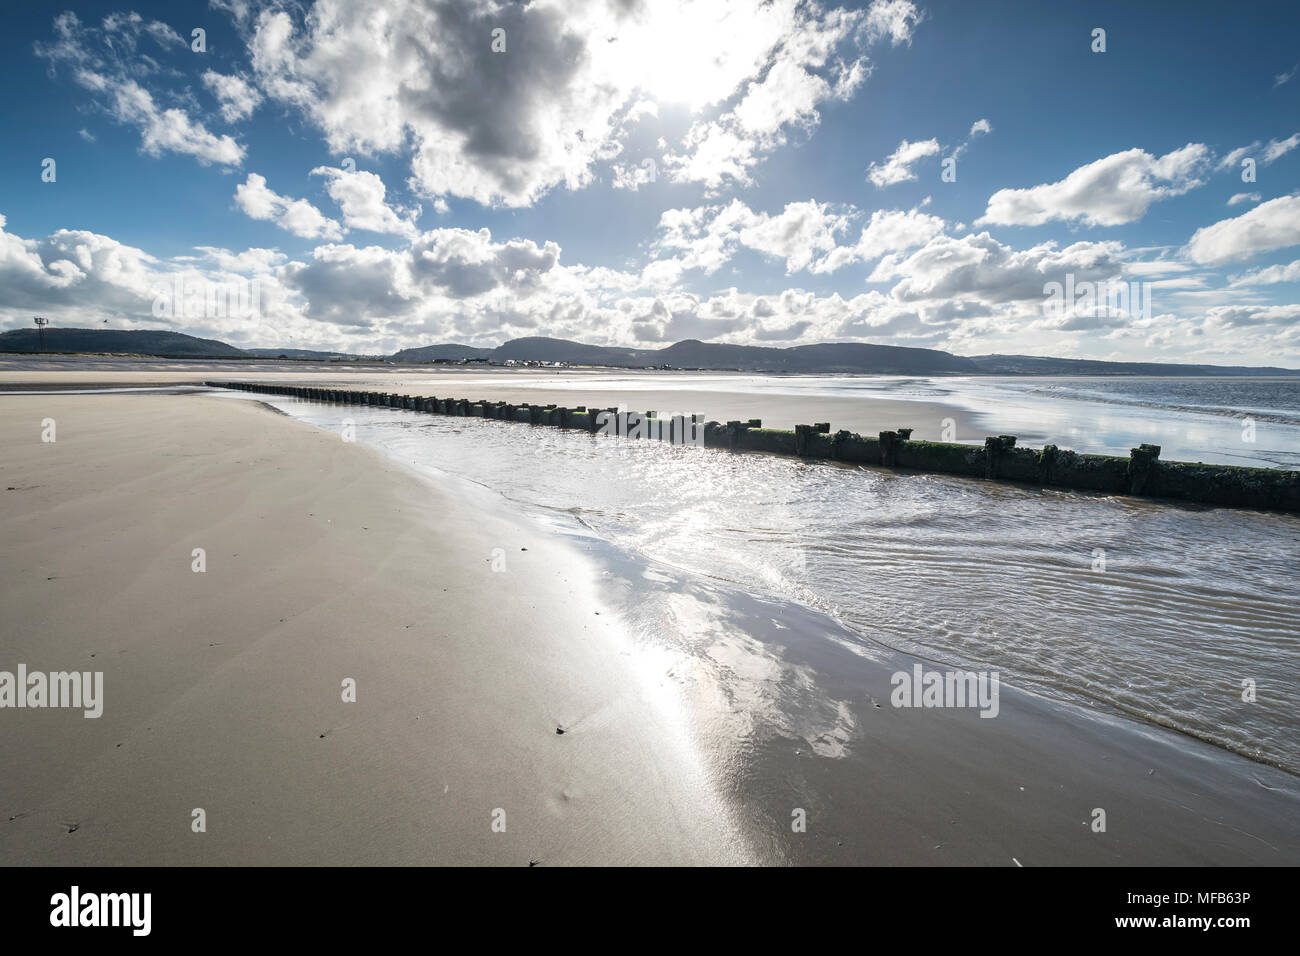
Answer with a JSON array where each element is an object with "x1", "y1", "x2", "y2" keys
[
  {"x1": 2, "y1": 390, "x2": 1297, "y2": 865},
  {"x1": 210, "y1": 381, "x2": 1300, "y2": 513},
  {"x1": 352, "y1": 412, "x2": 1300, "y2": 864},
  {"x1": 0, "y1": 393, "x2": 751, "y2": 865},
  {"x1": 270, "y1": 390, "x2": 1300, "y2": 863}
]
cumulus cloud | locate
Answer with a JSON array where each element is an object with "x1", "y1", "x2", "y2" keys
[
  {"x1": 644, "y1": 198, "x2": 767, "y2": 287},
  {"x1": 647, "y1": 198, "x2": 944, "y2": 279},
  {"x1": 1227, "y1": 192, "x2": 1262, "y2": 206},
  {"x1": 947, "y1": 118, "x2": 992, "y2": 166},
  {"x1": 659, "y1": 3, "x2": 884, "y2": 190},
  {"x1": 1216, "y1": 132, "x2": 1300, "y2": 170},
  {"x1": 870, "y1": 232, "x2": 1126, "y2": 304},
  {"x1": 110, "y1": 80, "x2": 245, "y2": 165},
  {"x1": 0, "y1": 215, "x2": 299, "y2": 343},
  {"x1": 811, "y1": 206, "x2": 946, "y2": 273},
  {"x1": 1205, "y1": 304, "x2": 1300, "y2": 328},
  {"x1": 862, "y1": 0, "x2": 925, "y2": 44},
  {"x1": 6, "y1": 208, "x2": 1299, "y2": 363},
  {"x1": 0, "y1": 213, "x2": 156, "y2": 312},
  {"x1": 234, "y1": 174, "x2": 343, "y2": 240},
  {"x1": 737, "y1": 200, "x2": 854, "y2": 273},
  {"x1": 243, "y1": 0, "x2": 915, "y2": 204},
  {"x1": 978, "y1": 144, "x2": 1210, "y2": 227},
  {"x1": 35, "y1": 12, "x2": 244, "y2": 166},
  {"x1": 311, "y1": 165, "x2": 419, "y2": 237},
  {"x1": 1186, "y1": 194, "x2": 1300, "y2": 265},
  {"x1": 866, "y1": 138, "x2": 941, "y2": 187},
  {"x1": 611, "y1": 158, "x2": 660, "y2": 192},
  {"x1": 1228, "y1": 258, "x2": 1300, "y2": 286},
  {"x1": 202, "y1": 70, "x2": 263, "y2": 123}
]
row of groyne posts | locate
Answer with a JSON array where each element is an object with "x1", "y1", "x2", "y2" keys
[{"x1": 207, "y1": 381, "x2": 1300, "y2": 513}]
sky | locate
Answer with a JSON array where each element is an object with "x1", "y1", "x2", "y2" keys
[{"x1": 0, "y1": 0, "x2": 1298, "y2": 363}]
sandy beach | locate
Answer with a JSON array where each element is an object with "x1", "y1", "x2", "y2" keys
[
  {"x1": 0, "y1": 355, "x2": 985, "y2": 441},
  {"x1": 0, "y1": 392, "x2": 749, "y2": 865},
  {"x1": 3, "y1": 383, "x2": 1297, "y2": 866}
]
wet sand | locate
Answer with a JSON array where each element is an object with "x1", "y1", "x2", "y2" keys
[
  {"x1": 0, "y1": 355, "x2": 985, "y2": 441},
  {"x1": 665, "y1": 581, "x2": 1300, "y2": 865},
  {"x1": 0, "y1": 393, "x2": 748, "y2": 865},
  {"x1": 2, "y1": 386, "x2": 1296, "y2": 865}
]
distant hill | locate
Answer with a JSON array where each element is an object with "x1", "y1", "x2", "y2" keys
[
  {"x1": 391, "y1": 336, "x2": 978, "y2": 373},
  {"x1": 4, "y1": 327, "x2": 1297, "y2": 375},
  {"x1": 656, "y1": 339, "x2": 977, "y2": 373},
  {"x1": 245, "y1": 348, "x2": 371, "y2": 361},
  {"x1": 970, "y1": 354, "x2": 1300, "y2": 376},
  {"x1": 0, "y1": 328, "x2": 246, "y2": 357},
  {"x1": 390, "y1": 343, "x2": 494, "y2": 363},
  {"x1": 493, "y1": 336, "x2": 636, "y2": 365}
]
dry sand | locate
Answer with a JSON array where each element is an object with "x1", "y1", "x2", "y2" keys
[
  {"x1": 0, "y1": 393, "x2": 750, "y2": 865},
  {"x1": 0, "y1": 355, "x2": 985, "y2": 440},
  {"x1": 3, "y1": 382, "x2": 1297, "y2": 867}
]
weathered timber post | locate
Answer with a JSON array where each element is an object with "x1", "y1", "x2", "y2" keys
[
  {"x1": 795, "y1": 424, "x2": 813, "y2": 456},
  {"x1": 984, "y1": 435, "x2": 1017, "y2": 479},
  {"x1": 829, "y1": 429, "x2": 852, "y2": 460},
  {"x1": 1128, "y1": 444, "x2": 1161, "y2": 495},
  {"x1": 725, "y1": 420, "x2": 748, "y2": 451},
  {"x1": 1037, "y1": 444, "x2": 1059, "y2": 485},
  {"x1": 880, "y1": 431, "x2": 901, "y2": 467}
]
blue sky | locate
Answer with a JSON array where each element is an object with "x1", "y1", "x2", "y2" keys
[{"x1": 1, "y1": 0, "x2": 1298, "y2": 363}]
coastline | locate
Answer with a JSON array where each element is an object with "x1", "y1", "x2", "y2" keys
[
  {"x1": 0, "y1": 393, "x2": 750, "y2": 865},
  {"x1": 0, "y1": 359, "x2": 988, "y2": 441},
  {"x1": 342, "y1": 404, "x2": 1300, "y2": 865},
  {"x1": 2, "y1": 390, "x2": 1297, "y2": 865}
]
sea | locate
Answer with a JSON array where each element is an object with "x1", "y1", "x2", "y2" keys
[{"x1": 239, "y1": 374, "x2": 1300, "y2": 776}]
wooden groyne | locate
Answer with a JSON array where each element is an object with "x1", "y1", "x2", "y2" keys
[{"x1": 206, "y1": 381, "x2": 1300, "y2": 513}]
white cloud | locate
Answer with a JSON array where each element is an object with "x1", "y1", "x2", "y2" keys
[
  {"x1": 110, "y1": 80, "x2": 245, "y2": 165},
  {"x1": 611, "y1": 159, "x2": 659, "y2": 192},
  {"x1": 738, "y1": 201, "x2": 854, "y2": 273},
  {"x1": 311, "y1": 166, "x2": 418, "y2": 237},
  {"x1": 870, "y1": 232, "x2": 1127, "y2": 304},
  {"x1": 660, "y1": 4, "x2": 880, "y2": 190},
  {"x1": 191, "y1": 246, "x2": 287, "y2": 275},
  {"x1": 4, "y1": 211, "x2": 1299, "y2": 364},
  {"x1": 977, "y1": 144, "x2": 1210, "y2": 228},
  {"x1": 1263, "y1": 133, "x2": 1300, "y2": 163},
  {"x1": 243, "y1": 0, "x2": 913, "y2": 204},
  {"x1": 1227, "y1": 192, "x2": 1262, "y2": 206},
  {"x1": 1229, "y1": 259, "x2": 1300, "y2": 286},
  {"x1": 1217, "y1": 132, "x2": 1300, "y2": 170},
  {"x1": 947, "y1": 118, "x2": 993, "y2": 165},
  {"x1": 647, "y1": 197, "x2": 942, "y2": 278},
  {"x1": 235, "y1": 174, "x2": 344, "y2": 240},
  {"x1": 1122, "y1": 259, "x2": 1194, "y2": 277},
  {"x1": 1275, "y1": 64, "x2": 1298, "y2": 87},
  {"x1": 862, "y1": 0, "x2": 925, "y2": 45},
  {"x1": 811, "y1": 206, "x2": 947, "y2": 273},
  {"x1": 1186, "y1": 194, "x2": 1300, "y2": 265},
  {"x1": 202, "y1": 70, "x2": 263, "y2": 123},
  {"x1": 36, "y1": 12, "x2": 244, "y2": 167},
  {"x1": 866, "y1": 138, "x2": 941, "y2": 187},
  {"x1": 647, "y1": 199, "x2": 757, "y2": 283},
  {"x1": 1206, "y1": 304, "x2": 1300, "y2": 328}
]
